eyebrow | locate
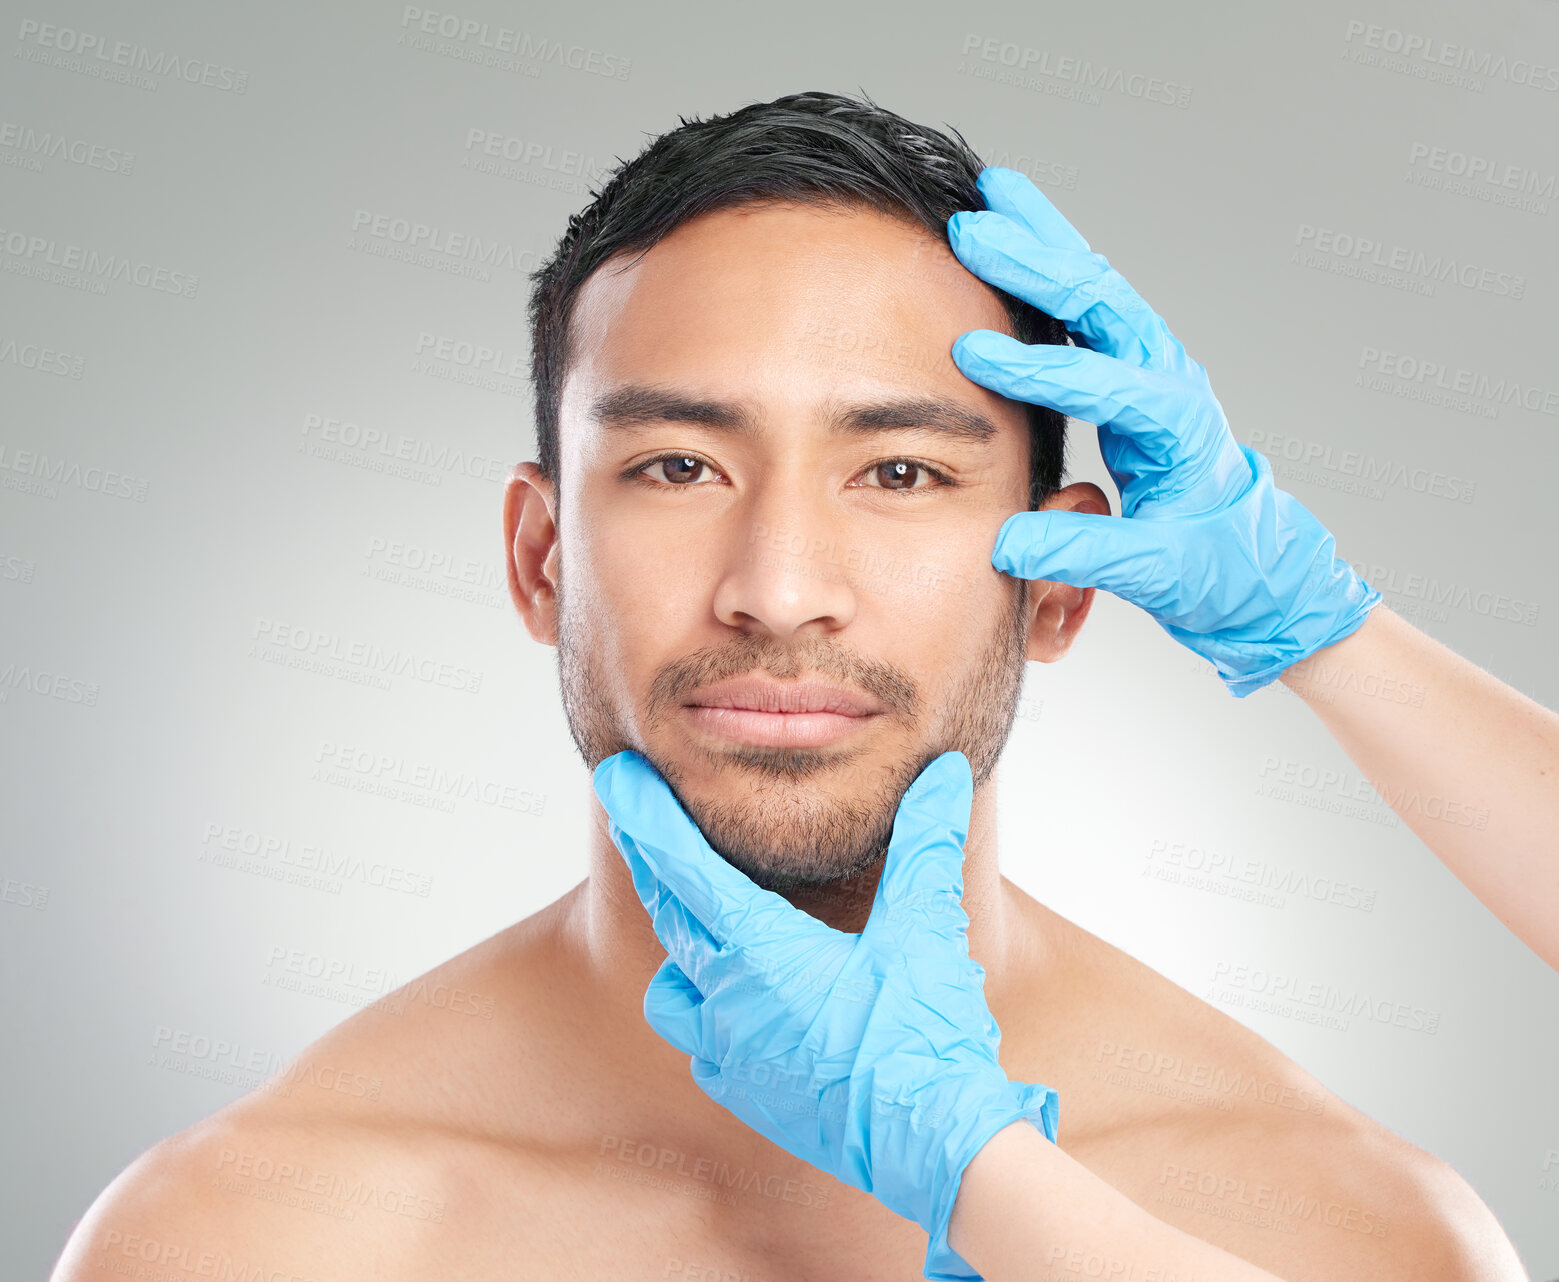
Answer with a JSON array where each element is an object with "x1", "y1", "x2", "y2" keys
[{"x1": 588, "y1": 384, "x2": 999, "y2": 445}]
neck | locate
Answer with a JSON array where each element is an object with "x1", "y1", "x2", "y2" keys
[{"x1": 573, "y1": 766, "x2": 1019, "y2": 1008}]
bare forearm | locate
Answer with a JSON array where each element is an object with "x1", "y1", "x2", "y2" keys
[
  {"x1": 1279, "y1": 604, "x2": 1559, "y2": 969},
  {"x1": 948, "y1": 1122, "x2": 1288, "y2": 1282}
]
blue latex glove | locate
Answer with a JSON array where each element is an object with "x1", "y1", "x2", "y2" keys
[
  {"x1": 592, "y1": 748, "x2": 1059, "y2": 1281},
  {"x1": 947, "y1": 166, "x2": 1383, "y2": 697}
]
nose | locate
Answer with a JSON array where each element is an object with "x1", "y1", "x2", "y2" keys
[{"x1": 711, "y1": 491, "x2": 860, "y2": 639}]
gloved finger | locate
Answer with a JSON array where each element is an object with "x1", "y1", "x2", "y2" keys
[
  {"x1": 1015, "y1": 1080, "x2": 1062, "y2": 1144},
  {"x1": 952, "y1": 331, "x2": 1186, "y2": 468},
  {"x1": 948, "y1": 209, "x2": 1187, "y2": 373},
  {"x1": 689, "y1": 1055, "x2": 725, "y2": 1098},
  {"x1": 956, "y1": 331, "x2": 1258, "y2": 522},
  {"x1": 864, "y1": 751, "x2": 974, "y2": 951},
  {"x1": 975, "y1": 165, "x2": 1092, "y2": 253},
  {"x1": 990, "y1": 508, "x2": 1183, "y2": 604},
  {"x1": 643, "y1": 956, "x2": 707, "y2": 1059},
  {"x1": 612, "y1": 821, "x2": 726, "y2": 993},
  {"x1": 592, "y1": 751, "x2": 806, "y2": 953}
]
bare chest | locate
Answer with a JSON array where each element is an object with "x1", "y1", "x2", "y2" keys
[
  {"x1": 420, "y1": 1029, "x2": 1323, "y2": 1279},
  {"x1": 441, "y1": 1143, "x2": 944, "y2": 1282}
]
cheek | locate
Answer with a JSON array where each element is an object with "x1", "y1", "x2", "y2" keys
[
  {"x1": 563, "y1": 501, "x2": 714, "y2": 656},
  {"x1": 843, "y1": 522, "x2": 1002, "y2": 617},
  {"x1": 861, "y1": 526, "x2": 1020, "y2": 630},
  {"x1": 853, "y1": 553, "x2": 960, "y2": 617}
]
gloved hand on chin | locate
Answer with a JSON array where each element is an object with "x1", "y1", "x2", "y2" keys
[{"x1": 593, "y1": 748, "x2": 1058, "y2": 1281}]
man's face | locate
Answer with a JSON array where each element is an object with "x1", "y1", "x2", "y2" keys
[{"x1": 551, "y1": 200, "x2": 1042, "y2": 891}]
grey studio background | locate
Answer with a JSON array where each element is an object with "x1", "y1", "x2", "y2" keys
[{"x1": 3, "y1": 0, "x2": 1557, "y2": 1277}]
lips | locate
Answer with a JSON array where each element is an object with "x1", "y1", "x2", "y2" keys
[
  {"x1": 682, "y1": 677, "x2": 885, "y2": 749},
  {"x1": 684, "y1": 678, "x2": 882, "y2": 717}
]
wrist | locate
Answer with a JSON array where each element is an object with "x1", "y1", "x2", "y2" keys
[
  {"x1": 919, "y1": 1078, "x2": 1058, "y2": 1280},
  {"x1": 950, "y1": 1117, "x2": 1055, "y2": 1240},
  {"x1": 1195, "y1": 452, "x2": 1384, "y2": 696},
  {"x1": 1219, "y1": 573, "x2": 1384, "y2": 698}
]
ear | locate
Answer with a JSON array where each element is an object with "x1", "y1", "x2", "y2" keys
[
  {"x1": 1022, "y1": 480, "x2": 1112, "y2": 664},
  {"x1": 504, "y1": 462, "x2": 561, "y2": 646}
]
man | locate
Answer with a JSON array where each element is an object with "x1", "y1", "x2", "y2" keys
[{"x1": 52, "y1": 92, "x2": 1531, "y2": 1281}]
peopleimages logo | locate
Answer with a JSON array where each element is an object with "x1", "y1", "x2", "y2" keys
[
  {"x1": 397, "y1": 7, "x2": 631, "y2": 80},
  {"x1": 1247, "y1": 429, "x2": 1477, "y2": 506},
  {"x1": 1355, "y1": 346, "x2": 1559, "y2": 421},
  {"x1": 250, "y1": 616, "x2": 484, "y2": 695},
  {"x1": 461, "y1": 129, "x2": 610, "y2": 182},
  {"x1": 597, "y1": 1135, "x2": 832, "y2": 1211},
  {"x1": 1407, "y1": 142, "x2": 1559, "y2": 194},
  {"x1": 953, "y1": 139, "x2": 1079, "y2": 191},
  {"x1": 1404, "y1": 142, "x2": 1555, "y2": 215},
  {"x1": 200, "y1": 820, "x2": 434, "y2": 899},
  {"x1": 1144, "y1": 838, "x2": 1379, "y2": 912},
  {"x1": 1209, "y1": 961, "x2": 1440, "y2": 1035},
  {"x1": 301, "y1": 413, "x2": 508, "y2": 485},
  {"x1": 0, "y1": 338, "x2": 85, "y2": 379},
  {"x1": 1349, "y1": 559, "x2": 1540, "y2": 628},
  {"x1": 0, "y1": 122, "x2": 134, "y2": 174},
  {"x1": 1293, "y1": 225, "x2": 1524, "y2": 299},
  {"x1": 311, "y1": 741, "x2": 547, "y2": 818},
  {"x1": 349, "y1": 209, "x2": 540, "y2": 279},
  {"x1": 14, "y1": 19, "x2": 250, "y2": 92},
  {"x1": 0, "y1": 226, "x2": 198, "y2": 297},
  {"x1": 1343, "y1": 21, "x2": 1559, "y2": 92},
  {"x1": 0, "y1": 659, "x2": 100, "y2": 707},
  {"x1": 958, "y1": 34, "x2": 1193, "y2": 107}
]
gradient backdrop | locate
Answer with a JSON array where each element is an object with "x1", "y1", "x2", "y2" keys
[{"x1": 3, "y1": 0, "x2": 1557, "y2": 1277}]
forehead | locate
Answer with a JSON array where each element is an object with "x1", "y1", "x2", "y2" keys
[{"x1": 561, "y1": 201, "x2": 1022, "y2": 418}]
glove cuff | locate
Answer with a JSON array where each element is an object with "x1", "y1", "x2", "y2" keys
[
  {"x1": 1221, "y1": 584, "x2": 1384, "y2": 697},
  {"x1": 920, "y1": 1079, "x2": 1060, "y2": 1280},
  {"x1": 1202, "y1": 444, "x2": 1385, "y2": 697}
]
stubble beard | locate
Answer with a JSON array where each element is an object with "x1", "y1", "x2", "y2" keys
[{"x1": 556, "y1": 555, "x2": 1030, "y2": 892}]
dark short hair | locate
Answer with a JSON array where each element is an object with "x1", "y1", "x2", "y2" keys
[{"x1": 527, "y1": 90, "x2": 1071, "y2": 511}]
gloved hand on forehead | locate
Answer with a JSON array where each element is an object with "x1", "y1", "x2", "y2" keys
[
  {"x1": 593, "y1": 747, "x2": 1058, "y2": 1281},
  {"x1": 947, "y1": 166, "x2": 1382, "y2": 697}
]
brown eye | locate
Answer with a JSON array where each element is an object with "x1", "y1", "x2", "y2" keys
[
  {"x1": 648, "y1": 455, "x2": 713, "y2": 484},
  {"x1": 865, "y1": 459, "x2": 940, "y2": 491}
]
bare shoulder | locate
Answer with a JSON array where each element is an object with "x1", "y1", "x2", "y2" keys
[
  {"x1": 1130, "y1": 1095, "x2": 1529, "y2": 1281},
  {"x1": 1001, "y1": 889, "x2": 1527, "y2": 1281},
  {"x1": 47, "y1": 1105, "x2": 459, "y2": 1281},
  {"x1": 51, "y1": 892, "x2": 587, "y2": 1282}
]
